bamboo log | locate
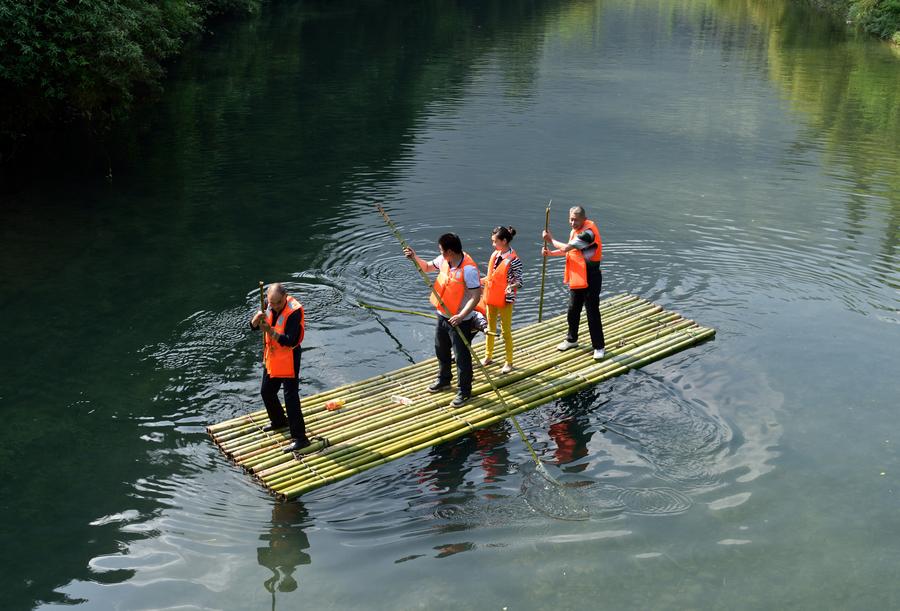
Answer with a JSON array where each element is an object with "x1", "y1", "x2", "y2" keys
[
  {"x1": 232, "y1": 313, "x2": 694, "y2": 466},
  {"x1": 274, "y1": 327, "x2": 715, "y2": 498},
  {"x1": 208, "y1": 293, "x2": 715, "y2": 499},
  {"x1": 217, "y1": 319, "x2": 696, "y2": 465},
  {"x1": 207, "y1": 293, "x2": 645, "y2": 435},
  {"x1": 259, "y1": 328, "x2": 711, "y2": 488}
]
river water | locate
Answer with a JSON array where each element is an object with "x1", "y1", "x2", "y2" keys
[{"x1": 2, "y1": 0, "x2": 898, "y2": 608}]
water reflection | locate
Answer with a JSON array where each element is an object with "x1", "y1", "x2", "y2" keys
[
  {"x1": 709, "y1": 0, "x2": 900, "y2": 316},
  {"x1": 548, "y1": 414, "x2": 595, "y2": 473},
  {"x1": 419, "y1": 422, "x2": 513, "y2": 495},
  {"x1": 257, "y1": 502, "x2": 312, "y2": 597},
  {"x1": 417, "y1": 424, "x2": 517, "y2": 559}
]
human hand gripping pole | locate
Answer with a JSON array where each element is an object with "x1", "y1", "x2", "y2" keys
[{"x1": 375, "y1": 203, "x2": 555, "y2": 481}]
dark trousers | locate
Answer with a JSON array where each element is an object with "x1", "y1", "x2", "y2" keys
[
  {"x1": 566, "y1": 266, "x2": 605, "y2": 350},
  {"x1": 435, "y1": 316, "x2": 476, "y2": 396},
  {"x1": 261, "y1": 359, "x2": 307, "y2": 441}
]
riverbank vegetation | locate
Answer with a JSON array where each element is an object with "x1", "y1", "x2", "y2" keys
[
  {"x1": 0, "y1": 0, "x2": 260, "y2": 167},
  {"x1": 847, "y1": 0, "x2": 900, "y2": 43},
  {"x1": 0, "y1": 0, "x2": 896, "y2": 179},
  {"x1": 809, "y1": 0, "x2": 900, "y2": 42}
]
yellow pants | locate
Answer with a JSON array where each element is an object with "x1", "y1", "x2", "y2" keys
[{"x1": 485, "y1": 303, "x2": 514, "y2": 364}]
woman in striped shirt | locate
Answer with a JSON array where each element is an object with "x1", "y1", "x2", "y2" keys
[{"x1": 481, "y1": 226, "x2": 524, "y2": 374}]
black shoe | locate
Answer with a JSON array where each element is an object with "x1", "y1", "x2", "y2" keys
[
  {"x1": 427, "y1": 381, "x2": 452, "y2": 393},
  {"x1": 283, "y1": 437, "x2": 312, "y2": 453},
  {"x1": 450, "y1": 393, "x2": 470, "y2": 407},
  {"x1": 263, "y1": 422, "x2": 287, "y2": 433}
]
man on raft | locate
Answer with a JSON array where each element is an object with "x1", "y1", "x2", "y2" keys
[
  {"x1": 542, "y1": 205, "x2": 607, "y2": 360},
  {"x1": 251, "y1": 282, "x2": 312, "y2": 453},
  {"x1": 404, "y1": 233, "x2": 483, "y2": 407}
]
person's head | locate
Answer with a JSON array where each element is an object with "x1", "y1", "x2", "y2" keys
[
  {"x1": 491, "y1": 225, "x2": 516, "y2": 251},
  {"x1": 568, "y1": 205, "x2": 586, "y2": 231},
  {"x1": 267, "y1": 283, "x2": 288, "y2": 310},
  {"x1": 437, "y1": 233, "x2": 463, "y2": 257}
]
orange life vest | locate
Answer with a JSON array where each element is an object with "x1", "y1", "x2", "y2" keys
[
  {"x1": 264, "y1": 294, "x2": 305, "y2": 378},
  {"x1": 482, "y1": 249, "x2": 518, "y2": 308},
  {"x1": 563, "y1": 219, "x2": 602, "y2": 290},
  {"x1": 430, "y1": 252, "x2": 479, "y2": 316}
]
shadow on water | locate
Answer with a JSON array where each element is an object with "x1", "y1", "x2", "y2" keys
[{"x1": 257, "y1": 501, "x2": 312, "y2": 601}]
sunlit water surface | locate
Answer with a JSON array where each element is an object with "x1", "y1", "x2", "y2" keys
[{"x1": 2, "y1": 0, "x2": 899, "y2": 608}]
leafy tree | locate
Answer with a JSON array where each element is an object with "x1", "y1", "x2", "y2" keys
[
  {"x1": 0, "y1": 0, "x2": 259, "y2": 163},
  {"x1": 849, "y1": 0, "x2": 900, "y2": 40}
]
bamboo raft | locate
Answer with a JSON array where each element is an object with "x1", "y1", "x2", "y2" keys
[{"x1": 208, "y1": 294, "x2": 715, "y2": 500}]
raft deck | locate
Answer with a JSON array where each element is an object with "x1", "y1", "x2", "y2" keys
[{"x1": 208, "y1": 294, "x2": 715, "y2": 500}]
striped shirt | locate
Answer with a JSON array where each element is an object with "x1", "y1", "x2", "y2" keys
[{"x1": 492, "y1": 249, "x2": 524, "y2": 303}]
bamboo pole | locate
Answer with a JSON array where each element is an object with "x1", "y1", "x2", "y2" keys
[
  {"x1": 259, "y1": 281, "x2": 265, "y2": 351},
  {"x1": 538, "y1": 199, "x2": 551, "y2": 322},
  {"x1": 358, "y1": 301, "x2": 437, "y2": 320}
]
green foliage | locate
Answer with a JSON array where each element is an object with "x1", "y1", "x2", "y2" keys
[
  {"x1": 849, "y1": 0, "x2": 900, "y2": 39},
  {"x1": 0, "y1": 0, "x2": 260, "y2": 158}
]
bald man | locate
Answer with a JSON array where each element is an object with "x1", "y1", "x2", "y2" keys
[
  {"x1": 251, "y1": 283, "x2": 311, "y2": 452},
  {"x1": 542, "y1": 205, "x2": 607, "y2": 360}
]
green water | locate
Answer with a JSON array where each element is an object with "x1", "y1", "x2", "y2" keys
[{"x1": 2, "y1": 0, "x2": 898, "y2": 608}]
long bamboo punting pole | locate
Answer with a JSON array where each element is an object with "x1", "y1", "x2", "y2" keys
[
  {"x1": 357, "y1": 301, "x2": 438, "y2": 320},
  {"x1": 538, "y1": 199, "x2": 551, "y2": 322},
  {"x1": 258, "y1": 281, "x2": 266, "y2": 351}
]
